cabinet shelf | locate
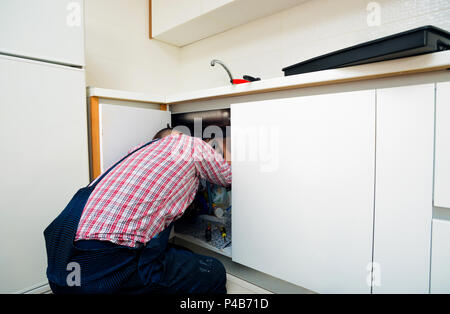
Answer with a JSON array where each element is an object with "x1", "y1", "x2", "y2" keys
[
  {"x1": 174, "y1": 209, "x2": 232, "y2": 258},
  {"x1": 173, "y1": 232, "x2": 232, "y2": 258}
]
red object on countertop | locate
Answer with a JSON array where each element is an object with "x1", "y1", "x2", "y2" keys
[{"x1": 232, "y1": 79, "x2": 250, "y2": 84}]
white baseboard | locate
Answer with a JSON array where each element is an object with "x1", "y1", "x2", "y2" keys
[{"x1": 16, "y1": 282, "x2": 51, "y2": 294}]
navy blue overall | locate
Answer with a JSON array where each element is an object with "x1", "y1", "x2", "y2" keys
[{"x1": 43, "y1": 140, "x2": 227, "y2": 294}]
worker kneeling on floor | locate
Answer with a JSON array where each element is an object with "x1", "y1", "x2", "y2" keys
[{"x1": 43, "y1": 126, "x2": 232, "y2": 294}]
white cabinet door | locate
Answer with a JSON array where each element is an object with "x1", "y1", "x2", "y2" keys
[
  {"x1": 231, "y1": 90, "x2": 376, "y2": 294},
  {"x1": 98, "y1": 101, "x2": 171, "y2": 172},
  {"x1": 372, "y1": 84, "x2": 434, "y2": 294},
  {"x1": 0, "y1": 0, "x2": 84, "y2": 66},
  {"x1": 430, "y1": 219, "x2": 450, "y2": 293},
  {"x1": 0, "y1": 55, "x2": 89, "y2": 293},
  {"x1": 434, "y1": 82, "x2": 450, "y2": 209}
]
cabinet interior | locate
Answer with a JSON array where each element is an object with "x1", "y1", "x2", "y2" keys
[{"x1": 171, "y1": 109, "x2": 232, "y2": 257}]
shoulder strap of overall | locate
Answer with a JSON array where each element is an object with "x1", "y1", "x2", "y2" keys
[{"x1": 88, "y1": 139, "x2": 159, "y2": 188}]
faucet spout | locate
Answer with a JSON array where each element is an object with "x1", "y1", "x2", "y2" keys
[{"x1": 210, "y1": 59, "x2": 234, "y2": 85}]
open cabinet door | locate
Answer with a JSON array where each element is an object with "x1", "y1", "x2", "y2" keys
[
  {"x1": 231, "y1": 90, "x2": 376, "y2": 294},
  {"x1": 89, "y1": 98, "x2": 171, "y2": 179}
]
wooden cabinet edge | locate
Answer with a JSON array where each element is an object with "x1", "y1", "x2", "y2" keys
[
  {"x1": 88, "y1": 97, "x2": 167, "y2": 182},
  {"x1": 149, "y1": 0, "x2": 153, "y2": 39},
  {"x1": 89, "y1": 96, "x2": 101, "y2": 180}
]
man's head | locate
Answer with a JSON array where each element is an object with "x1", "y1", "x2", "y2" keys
[{"x1": 153, "y1": 124, "x2": 180, "y2": 140}]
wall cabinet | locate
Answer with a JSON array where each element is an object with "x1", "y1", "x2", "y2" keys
[
  {"x1": 0, "y1": 0, "x2": 85, "y2": 66},
  {"x1": 151, "y1": 0, "x2": 308, "y2": 46}
]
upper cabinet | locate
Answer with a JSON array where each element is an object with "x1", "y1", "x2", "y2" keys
[
  {"x1": 151, "y1": 0, "x2": 308, "y2": 47},
  {"x1": 0, "y1": 0, "x2": 85, "y2": 67}
]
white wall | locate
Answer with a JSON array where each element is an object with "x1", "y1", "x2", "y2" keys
[
  {"x1": 177, "y1": 0, "x2": 450, "y2": 92},
  {"x1": 84, "y1": 0, "x2": 180, "y2": 95},
  {"x1": 83, "y1": 0, "x2": 450, "y2": 95}
]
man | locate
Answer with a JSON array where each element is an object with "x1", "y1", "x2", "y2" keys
[{"x1": 44, "y1": 126, "x2": 232, "y2": 294}]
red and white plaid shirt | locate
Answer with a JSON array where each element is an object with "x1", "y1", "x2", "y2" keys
[{"x1": 75, "y1": 133, "x2": 232, "y2": 247}]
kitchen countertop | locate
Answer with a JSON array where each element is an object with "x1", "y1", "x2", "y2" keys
[{"x1": 87, "y1": 50, "x2": 450, "y2": 105}]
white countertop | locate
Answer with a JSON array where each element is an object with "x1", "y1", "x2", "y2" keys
[{"x1": 87, "y1": 50, "x2": 450, "y2": 105}]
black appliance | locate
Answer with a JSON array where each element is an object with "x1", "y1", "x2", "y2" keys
[{"x1": 282, "y1": 25, "x2": 450, "y2": 76}]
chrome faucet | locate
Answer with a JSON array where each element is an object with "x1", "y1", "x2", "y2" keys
[{"x1": 210, "y1": 59, "x2": 234, "y2": 85}]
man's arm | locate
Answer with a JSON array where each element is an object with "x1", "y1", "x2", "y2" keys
[{"x1": 193, "y1": 137, "x2": 232, "y2": 187}]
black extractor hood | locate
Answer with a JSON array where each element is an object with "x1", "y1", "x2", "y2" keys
[{"x1": 282, "y1": 25, "x2": 450, "y2": 76}]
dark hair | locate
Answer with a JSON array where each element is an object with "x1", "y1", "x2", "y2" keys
[{"x1": 153, "y1": 124, "x2": 173, "y2": 140}]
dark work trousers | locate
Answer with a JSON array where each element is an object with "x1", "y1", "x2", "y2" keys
[{"x1": 44, "y1": 140, "x2": 227, "y2": 294}]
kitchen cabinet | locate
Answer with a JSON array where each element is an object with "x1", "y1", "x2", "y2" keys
[
  {"x1": 151, "y1": 0, "x2": 308, "y2": 46},
  {"x1": 89, "y1": 78, "x2": 447, "y2": 294},
  {"x1": 92, "y1": 90, "x2": 377, "y2": 294},
  {"x1": 0, "y1": 0, "x2": 87, "y2": 294},
  {"x1": 88, "y1": 98, "x2": 170, "y2": 178},
  {"x1": 430, "y1": 219, "x2": 450, "y2": 293},
  {"x1": 372, "y1": 84, "x2": 434, "y2": 294},
  {"x1": 0, "y1": 55, "x2": 89, "y2": 293},
  {"x1": 0, "y1": 0, "x2": 85, "y2": 66},
  {"x1": 434, "y1": 82, "x2": 450, "y2": 209},
  {"x1": 231, "y1": 90, "x2": 376, "y2": 294}
]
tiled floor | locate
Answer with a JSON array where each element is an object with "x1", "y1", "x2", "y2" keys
[{"x1": 226, "y1": 274, "x2": 272, "y2": 294}]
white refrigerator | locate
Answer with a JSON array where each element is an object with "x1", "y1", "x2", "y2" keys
[{"x1": 0, "y1": 0, "x2": 89, "y2": 293}]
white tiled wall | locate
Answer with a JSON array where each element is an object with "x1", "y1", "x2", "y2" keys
[{"x1": 178, "y1": 0, "x2": 450, "y2": 92}]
